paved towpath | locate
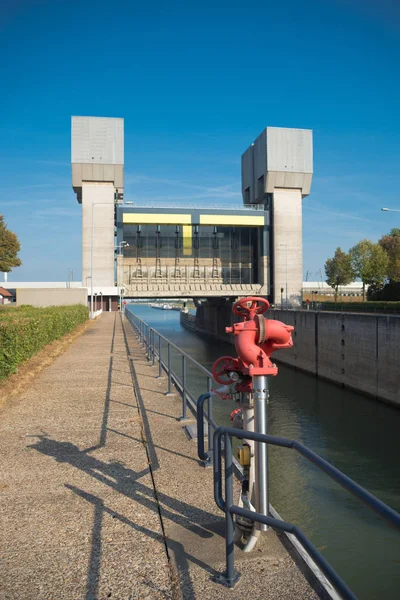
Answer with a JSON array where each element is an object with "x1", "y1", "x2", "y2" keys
[{"x1": 0, "y1": 312, "x2": 319, "y2": 599}]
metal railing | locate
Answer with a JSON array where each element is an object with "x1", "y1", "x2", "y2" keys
[
  {"x1": 125, "y1": 201, "x2": 265, "y2": 211},
  {"x1": 213, "y1": 426, "x2": 400, "y2": 597},
  {"x1": 125, "y1": 310, "x2": 217, "y2": 460},
  {"x1": 125, "y1": 309, "x2": 400, "y2": 600}
]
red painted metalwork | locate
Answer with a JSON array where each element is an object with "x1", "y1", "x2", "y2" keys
[{"x1": 212, "y1": 296, "x2": 294, "y2": 390}]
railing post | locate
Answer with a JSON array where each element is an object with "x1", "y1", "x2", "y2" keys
[
  {"x1": 197, "y1": 393, "x2": 211, "y2": 465},
  {"x1": 215, "y1": 432, "x2": 240, "y2": 588},
  {"x1": 157, "y1": 334, "x2": 163, "y2": 378},
  {"x1": 180, "y1": 355, "x2": 188, "y2": 420},
  {"x1": 207, "y1": 377, "x2": 213, "y2": 462},
  {"x1": 165, "y1": 343, "x2": 173, "y2": 396},
  {"x1": 151, "y1": 329, "x2": 155, "y2": 366}
]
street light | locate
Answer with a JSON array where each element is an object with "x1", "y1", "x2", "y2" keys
[
  {"x1": 115, "y1": 241, "x2": 129, "y2": 313},
  {"x1": 279, "y1": 243, "x2": 288, "y2": 308},
  {"x1": 381, "y1": 208, "x2": 400, "y2": 212},
  {"x1": 115, "y1": 241, "x2": 129, "y2": 253}
]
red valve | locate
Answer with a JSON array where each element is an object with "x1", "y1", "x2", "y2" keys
[
  {"x1": 212, "y1": 356, "x2": 239, "y2": 385},
  {"x1": 212, "y1": 296, "x2": 294, "y2": 388},
  {"x1": 233, "y1": 296, "x2": 270, "y2": 319}
]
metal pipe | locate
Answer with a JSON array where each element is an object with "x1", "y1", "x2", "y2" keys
[
  {"x1": 182, "y1": 355, "x2": 187, "y2": 419},
  {"x1": 253, "y1": 375, "x2": 268, "y2": 530},
  {"x1": 207, "y1": 377, "x2": 213, "y2": 460},
  {"x1": 224, "y1": 432, "x2": 236, "y2": 584},
  {"x1": 158, "y1": 335, "x2": 162, "y2": 378},
  {"x1": 166, "y1": 343, "x2": 172, "y2": 395}
]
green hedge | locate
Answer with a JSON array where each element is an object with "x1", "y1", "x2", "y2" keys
[
  {"x1": 307, "y1": 301, "x2": 400, "y2": 313},
  {"x1": 0, "y1": 305, "x2": 88, "y2": 380}
]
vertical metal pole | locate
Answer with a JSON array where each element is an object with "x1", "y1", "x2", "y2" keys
[
  {"x1": 182, "y1": 355, "x2": 187, "y2": 419},
  {"x1": 151, "y1": 330, "x2": 155, "y2": 365},
  {"x1": 253, "y1": 375, "x2": 268, "y2": 531},
  {"x1": 149, "y1": 329, "x2": 153, "y2": 365},
  {"x1": 225, "y1": 432, "x2": 235, "y2": 582},
  {"x1": 166, "y1": 343, "x2": 172, "y2": 395},
  {"x1": 285, "y1": 244, "x2": 288, "y2": 308},
  {"x1": 158, "y1": 335, "x2": 162, "y2": 378},
  {"x1": 207, "y1": 377, "x2": 213, "y2": 459},
  {"x1": 91, "y1": 205, "x2": 94, "y2": 319}
]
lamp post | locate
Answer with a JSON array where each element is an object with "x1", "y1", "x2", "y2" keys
[
  {"x1": 91, "y1": 202, "x2": 114, "y2": 320},
  {"x1": 279, "y1": 243, "x2": 288, "y2": 308},
  {"x1": 115, "y1": 241, "x2": 129, "y2": 313}
]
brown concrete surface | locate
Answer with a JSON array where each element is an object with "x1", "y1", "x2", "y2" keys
[
  {"x1": 0, "y1": 312, "x2": 318, "y2": 600},
  {"x1": 0, "y1": 314, "x2": 174, "y2": 600}
]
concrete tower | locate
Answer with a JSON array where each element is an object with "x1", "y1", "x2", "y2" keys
[
  {"x1": 71, "y1": 116, "x2": 124, "y2": 288},
  {"x1": 241, "y1": 127, "x2": 313, "y2": 305}
]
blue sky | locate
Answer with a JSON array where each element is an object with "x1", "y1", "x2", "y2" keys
[{"x1": 1, "y1": 0, "x2": 399, "y2": 282}]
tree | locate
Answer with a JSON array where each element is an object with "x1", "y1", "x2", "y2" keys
[
  {"x1": 0, "y1": 215, "x2": 22, "y2": 273},
  {"x1": 325, "y1": 247, "x2": 354, "y2": 301},
  {"x1": 379, "y1": 228, "x2": 400, "y2": 282},
  {"x1": 349, "y1": 239, "x2": 389, "y2": 301}
]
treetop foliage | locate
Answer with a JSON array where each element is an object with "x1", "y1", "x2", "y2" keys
[{"x1": 0, "y1": 215, "x2": 22, "y2": 273}]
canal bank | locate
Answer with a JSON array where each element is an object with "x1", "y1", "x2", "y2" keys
[
  {"x1": 135, "y1": 304, "x2": 400, "y2": 600},
  {"x1": 182, "y1": 302, "x2": 400, "y2": 407}
]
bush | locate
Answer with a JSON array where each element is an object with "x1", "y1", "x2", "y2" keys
[
  {"x1": 310, "y1": 301, "x2": 400, "y2": 313},
  {"x1": 0, "y1": 304, "x2": 88, "y2": 380}
]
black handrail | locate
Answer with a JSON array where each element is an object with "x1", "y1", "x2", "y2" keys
[{"x1": 213, "y1": 426, "x2": 400, "y2": 597}]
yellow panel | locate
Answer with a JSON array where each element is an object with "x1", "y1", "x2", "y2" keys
[
  {"x1": 199, "y1": 215, "x2": 264, "y2": 226},
  {"x1": 182, "y1": 225, "x2": 192, "y2": 256},
  {"x1": 123, "y1": 213, "x2": 192, "y2": 225}
]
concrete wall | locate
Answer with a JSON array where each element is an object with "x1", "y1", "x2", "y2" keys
[
  {"x1": 17, "y1": 288, "x2": 88, "y2": 307},
  {"x1": 194, "y1": 302, "x2": 400, "y2": 407},
  {"x1": 269, "y1": 309, "x2": 400, "y2": 407}
]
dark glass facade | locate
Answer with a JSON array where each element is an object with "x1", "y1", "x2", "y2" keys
[{"x1": 122, "y1": 224, "x2": 260, "y2": 284}]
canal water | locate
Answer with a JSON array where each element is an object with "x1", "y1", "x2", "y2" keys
[{"x1": 127, "y1": 304, "x2": 400, "y2": 599}]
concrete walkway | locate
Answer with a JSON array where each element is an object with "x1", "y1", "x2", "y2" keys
[{"x1": 0, "y1": 313, "x2": 318, "y2": 600}]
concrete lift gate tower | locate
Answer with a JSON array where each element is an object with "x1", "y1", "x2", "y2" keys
[
  {"x1": 71, "y1": 116, "x2": 124, "y2": 315},
  {"x1": 241, "y1": 127, "x2": 313, "y2": 306}
]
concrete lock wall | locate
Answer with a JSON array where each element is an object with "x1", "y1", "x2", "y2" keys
[
  {"x1": 269, "y1": 309, "x2": 400, "y2": 407},
  {"x1": 17, "y1": 288, "x2": 88, "y2": 308}
]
